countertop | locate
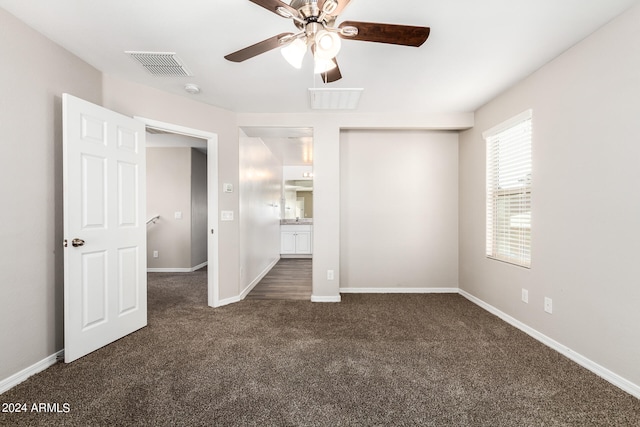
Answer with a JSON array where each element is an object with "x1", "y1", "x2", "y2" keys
[{"x1": 280, "y1": 219, "x2": 313, "y2": 225}]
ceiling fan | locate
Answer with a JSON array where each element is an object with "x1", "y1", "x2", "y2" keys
[{"x1": 224, "y1": 0, "x2": 430, "y2": 83}]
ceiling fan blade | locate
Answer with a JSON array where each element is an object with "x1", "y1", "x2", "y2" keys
[
  {"x1": 317, "y1": 0, "x2": 352, "y2": 17},
  {"x1": 321, "y1": 59, "x2": 342, "y2": 83},
  {"x1": 225, "y1": 33, "x2": 294, "y2": 62},
  {"x1": 249, "y1": 0, "x2": 300, "y2": 19},
  {"x1": 339, "y1": 21, "x2": 430, "y2": 47}
]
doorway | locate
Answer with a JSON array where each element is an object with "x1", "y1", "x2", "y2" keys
[
  {"x1": 238, "y1": 127, "x2": 313, "y2": 300},
  {"x1": 146, "y1": 130, "x2": 207, "y2": 272},
  {"x1": 136, "y1": 117, "x2": 220, "y2": 307}
]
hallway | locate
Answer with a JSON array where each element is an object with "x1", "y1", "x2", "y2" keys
[{"x1": 246, "y1": 259, "x2": 312, "y2": 300}]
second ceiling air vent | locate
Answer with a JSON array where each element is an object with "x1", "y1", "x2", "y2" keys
[{"x1": 126, "y1": 51, "x2": 193, "y2": 76}]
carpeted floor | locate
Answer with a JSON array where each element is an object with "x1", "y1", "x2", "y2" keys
[{"x1": 1, "y1": 269, "x2": 639, "y2": 426}]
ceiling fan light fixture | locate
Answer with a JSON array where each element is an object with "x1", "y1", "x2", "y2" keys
[
  {"x1": 314, "y1": 57, "x2": 337, "y2": 74},
  {"x1": 281, "y1": 38, "x2": 307, "y2": 69},
  {"x1": 314, "y1": 30, "x2": 341, "y2": 60},
  {"x1": 224, "y1": 0, "x2": 431, "y2": 84}
]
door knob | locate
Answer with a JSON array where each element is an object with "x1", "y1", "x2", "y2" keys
[{"x1": 71, "y1": 238, "x2": 85, "y2": 247}]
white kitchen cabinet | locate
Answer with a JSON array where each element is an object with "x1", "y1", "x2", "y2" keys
[{"x1": 281, "y1": 225, "x2": 312, "y2": 255}]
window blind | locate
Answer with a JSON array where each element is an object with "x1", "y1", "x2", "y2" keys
[{"x1": 484, "y1": 110, "x2": 532, "y2": 268}]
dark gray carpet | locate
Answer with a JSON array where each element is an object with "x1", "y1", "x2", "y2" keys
[{"x1": 1, "y1": 269, "x2": 639, "y2": 426}]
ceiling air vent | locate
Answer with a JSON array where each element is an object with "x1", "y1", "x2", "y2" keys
[
  {"x1": 308, "y1": 88, "x2": 363, "y2": 110},
  {"x1": 126, "y1": 51, "x2": 193, "y2": 76}
]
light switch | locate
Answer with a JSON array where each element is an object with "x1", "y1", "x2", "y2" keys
[
  {"x1": 174, "y1": 211, "x2": 183, "y2": 220},
  {"x1": 221, "y1": 210, "x2": 234, "y2": 221},
  {"x1": 223, "y1": 183, "x2": 233, "y2": 193}
]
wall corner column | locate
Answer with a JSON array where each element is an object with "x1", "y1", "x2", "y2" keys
[{"x1": 311, "y1": 123, "x2": 341, "y2": 302}]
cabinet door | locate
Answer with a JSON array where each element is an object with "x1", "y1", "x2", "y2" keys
[
  {"x1": 295, "y1": 231, "x2": 312, "y2": 254},
  {"x1": 281, "y1": 231, "x2": 297, "y2": 254}
]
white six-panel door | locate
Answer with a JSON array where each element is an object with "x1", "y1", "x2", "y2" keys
[{"x1": 63, "y1": 94, "x2": 147, "y2": 363}]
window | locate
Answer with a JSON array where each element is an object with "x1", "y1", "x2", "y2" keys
[{"x1": 484, "y1": 110, "x2": 532, "y2": 268}]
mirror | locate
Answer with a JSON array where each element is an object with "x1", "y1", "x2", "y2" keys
[{"x1": 283, "y1": 180, "x2": 313, "y2": 219}]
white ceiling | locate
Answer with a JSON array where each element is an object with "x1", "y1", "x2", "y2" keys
[{"x1": 1, "y1": 0, "x2": 637, "y2": 115}]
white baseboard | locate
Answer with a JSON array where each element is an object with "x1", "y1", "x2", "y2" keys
[
  {"x1": 0, "y1": 350, "x2": 64, "y2": 395},
  {"x1": 214, "y1": 295, "x2": 242, "y2": 308},
  {"x1": 147, "y1": 261, "x2": 207, "y2": 273},
  {"x1": 458, "y1": 289, "x2": 640, "y2": 400},
  {"x1": 311, "y1": 294, "x2": 342, "y2": 303},
  {"x1": 340, "y1": 287, "x2": 459, "y2": 294},
  {"x1": 239, "y1": 258, "x2": 280, "y2": 300},
  {"x1": 191, "y1": 261, "x2": 208, "y2": 271}
]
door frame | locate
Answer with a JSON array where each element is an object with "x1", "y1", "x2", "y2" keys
[{"x1": 135, "y1": 117, "x2": 221, "y2": 308}]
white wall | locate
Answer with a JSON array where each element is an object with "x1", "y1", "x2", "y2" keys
[
  {"x1": 0, "y1": 8, "x2": 103, "y2": 383},
  {"x1": 239, "y1": 134, "x2": 282, "y2": 294},
  {"x1": 340, "y1": 130, "x2": 459, "y2": 290},
  {"x1": 147, "y1": 147, "x2": 191, "y2": 268},
  {"x1": 459, "y1": 4, "x2": 640, "y2": 389},
  {"x1": 147, "y1": 147, "x2": 207, "y2": 270}
]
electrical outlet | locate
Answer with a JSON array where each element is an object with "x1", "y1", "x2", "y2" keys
[
  {"x1": 327, "y1": 270, "x2": 334, "y2": 280},
  {"x1": 544, "y1": 297, "x2": 553, "y2": 314},
  {"x1": 153, "y1": 251, "x2": 158, "y2": 258},
  {"x1": 521, "y1": 289, "x2": 529, "y2": 303}
]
